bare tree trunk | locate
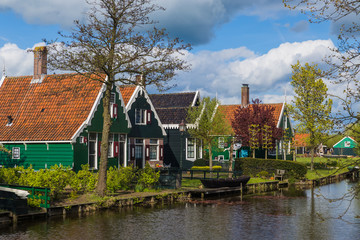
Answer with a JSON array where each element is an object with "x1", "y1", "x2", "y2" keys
[
  {"x1": 252, "y1": 149, "x2": 255, "y2": 158},
  {"x1": 228, "y1": 137, "x2": 234, "y2": 178},
  {"x1": 265, "y1": 149, "x2": 268, "y2": 160},
  {"x1": 310, "y1": 147, "x2": 315, "y2": 171},
  {"x1": 208, "y1": 142, "x2": 213, "y2": 171},
  {"x1": 208, "y1": 142, "x2": 213, "y2": 178},
  {"x1": 96, "y1": 83, "x2": 112, "y2": 196}
]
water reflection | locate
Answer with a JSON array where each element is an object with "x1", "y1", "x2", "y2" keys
[{"x1": 1, "y1": 180, "x2": 359, "y2": 240}]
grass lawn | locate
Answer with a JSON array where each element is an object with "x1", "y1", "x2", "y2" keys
[
  {"x1": 296, "y1": 156, "x2": 359, "y2": 167},
  {"x1": 305, "y1": 168, "x2": 349, "y2": 180},
  {"x1": 296, "y1": 156, "x2": 359, "y2": 180},
  {"x1": 181, "y1": 177, "x2": 272, "y2": 189}
]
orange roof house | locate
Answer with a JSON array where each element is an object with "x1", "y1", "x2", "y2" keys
[
  {"x1": 218, "y1": 102, "x2": 285, "y2": 134},
  {"x1": 293, "y1": 133, "x2": 310, "y2": 147},
  {"x1": 0, "y1": 46, "x2": 130, "y2": 171},
  {"x1": 213, "y1": 84, "x2": 293, "y2": 159},
  {"x1": 118, "y1": 84, "x2": 166, "y2": 168}
]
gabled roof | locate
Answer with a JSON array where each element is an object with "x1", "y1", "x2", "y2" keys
[
  {"x1": 0, "y1": 73, "x2": 104, "y2": 142},
  {"x1": 150, "y1": 92, "x2": 199, "y2": 108},
  {"x1": 149, "y1": 91, "x2": 200, "y2": 127},
  {"x1": 119, "y1": 85, "x2": 137, "y2": 107},
  {"x1": 218, "y1": 103, "x2": 284, "y2": 131},
  {"x1": 119, "y1": 85, "x2": 166, "y2": 136},
  {"x1": 333, "y1": 136, "x2": 358, "y2": 148}
]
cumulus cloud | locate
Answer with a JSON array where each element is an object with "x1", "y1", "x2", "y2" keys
[
  {"x1": 0, "y1": 43, "x2": 34, "y2": 76},
  {"x1": 0, "y1": 39, "x2": 339, "y2": 108},
  {"x1": 0, "y1": 0, "x2": 288, "y2": 45},
  {"x1": 175, "y1": 39, "x2": 335, "y2": 104}
]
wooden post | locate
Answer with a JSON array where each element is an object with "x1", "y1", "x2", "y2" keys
[{"x1": 240, "y1": 182, "x2": 243, "y2": 201}]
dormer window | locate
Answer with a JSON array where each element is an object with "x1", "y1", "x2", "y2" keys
[{"x1": 6, "y1": 115, "x2": 13, "y2": 126}]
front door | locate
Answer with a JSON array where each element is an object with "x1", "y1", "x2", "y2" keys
[
  {"x1": 135, "y1": 145, "x2": 143, "y2": 169},
  {"x1": 89, "y1": 133, "x2": 97, "y2": 169}
]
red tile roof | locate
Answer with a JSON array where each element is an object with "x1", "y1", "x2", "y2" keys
[
  {"x1": 119, "y1": 85, "x2": 137, "y2": 106},
  {"x1": 0, "y1": 73, "x2": 103, "y2": 141},
  {"x1": 293, "y1": 133, "x2": 310, "y2": 147},
  {"x1": 218, "y1": 103, "x2": 284, "y2": 132}
]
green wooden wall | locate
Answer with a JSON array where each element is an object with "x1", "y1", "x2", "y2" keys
[
  {"x1": 127, "y1": 91, "x2": 164, "y2": 138},
  {"x1": 73, "y1": 87, "x2": 130, "y2": 171},
  {"x1": 0, "y1": 143, "x2": 73, "y2": 170}
]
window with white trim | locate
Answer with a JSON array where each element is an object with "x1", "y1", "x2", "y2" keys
[
  {"x1": 149, "y1": 139, "x2": 158, "y2": 161},
  {"x1": 196, "y1": 139, "x2": 203, "y2": 159},
  {"x1": 135, "y1": 109, "x2": 146, "y2": 124},
  {"x1": 12, "y1": 147, "x2": 20, "y2": 159},
  {"x1": 108, "y1": 134, "x2": 114, "y2": 157},
  {"x1": 186, "y1": 138, "x2": 195, "y2": 159},
  {"x1": 218, "y1": 137, "x2": 225, "y2": 148},
  {"x1": 109, "y1": 93, "x2": 118, "y2": 118}
]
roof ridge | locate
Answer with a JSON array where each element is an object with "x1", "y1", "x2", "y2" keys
[{"x1": 150, "y1": 92, "x2": 196, "y2": 96}]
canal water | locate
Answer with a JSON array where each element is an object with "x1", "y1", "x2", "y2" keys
[{"x1": 1, "y1": 180, "x2": 359, "y2": 240}]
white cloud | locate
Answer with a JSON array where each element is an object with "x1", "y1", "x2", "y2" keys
[
  {"x1": 0, "y1": 43, "x2": 34, "y2": 76},
  {"x1": 176, "y1": 39, "x2": 336, "y2": 104}
]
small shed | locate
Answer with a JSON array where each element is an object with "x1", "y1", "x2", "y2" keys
[{"x1": 333, "y1": 136, "x2": 358, "y2": 156}]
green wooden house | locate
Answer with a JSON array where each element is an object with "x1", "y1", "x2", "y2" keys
[
  {"x1": 0, "y1": 47, "x2": 131, "y2": 171},
  {"x1": 333, "y1": 136, "x2": 358, "y2": 156},
  {"x1": 150, "y1": 91, "x2": 202, "y2": 169},
  {"x1": 119, "y1": 84, "x2": 166, "y2": 169}
]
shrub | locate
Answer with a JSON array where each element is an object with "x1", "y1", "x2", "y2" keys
[
  {"x1": 193, "y1": 159, "x2": 208, "y2": 166},
  {"x1": 193, "y1": 159, "x2": 221, "y2": 167},
  {"x1": 235, "y1": 158, "x2": 307, "y2": 179},
  {"x1": 107, "y1": 166, "x2": 136, "y2": 193},
  {"x1": 191, "y1": 166, "x2": 222, "y2": 171},
  {"x1": 0, "y1": 167, "x2": 22, "y2": 184},
  {"x1": 136, "y1": 164, "x2": 160, "y2": 190},
  {"x1": 71, "y1": 164, "x2": 98, "y2": 193},
  {"x1": 258, "y1": 171, "x2": 269, "y2": 178}
]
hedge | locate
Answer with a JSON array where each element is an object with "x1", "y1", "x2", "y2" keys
[
  {"x1": 191, "y1": 166, "x2": 222, "y2": 171},
  {"x1": 193, "y1": 159, "x2": 221, "y2": 166},
  {"x1": 234, "y1": 158, "x2": 307, "y2": 179}
]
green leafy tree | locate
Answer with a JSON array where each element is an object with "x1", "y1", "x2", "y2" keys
[
  {"x1": 283, "y1": 0, "x2": 360, "y2": 134},
  {"x1": 287, "y1": 61, "x2": 333, "y2": 170},
  {"x1": 187, "y1": 97, "x2": 232, "y2": 171},
  {"x1": 0, "y1": 145, "x2": 11, "y2": 155},
  {"x1": 46, "y1": 0, "x2": 190, "y2": 196}
]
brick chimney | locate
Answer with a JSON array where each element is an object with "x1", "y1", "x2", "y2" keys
[
  {"x1": 33, "y1": 46, "x2": 47, "y2": 81},
  {"x1": 136, "y1": 75, "x2": 145, "y2": 87},
  {"x1": 241, "y1": 84, "x2": 249, "y2": 106}
]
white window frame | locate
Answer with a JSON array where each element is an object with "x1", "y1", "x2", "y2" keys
[
  {"x1": 88, "y1": 133, "x2": 98, "y2": 170},
  {"x1": 109, "y1": 93, "x2": 116, "y2": 118},
  {"x1": 12, "y1": 147, "x2": 20, "y2": 159},
  {"x1": 135, "y1": 109, "x2": 146, "y2": 125},
  {"x1": 344, "y1": 141, "x2": 351, "y2": 148},
  {"x1": 197, "y1": 139, "x2": 203, "y2": 159},
  {"x1": 218, "y1": 137, "x2": 225, "y2": 148},
  {"x1": 186, "y1": 138, "x2": 196, "y2": 160},
  {"x1": 149, "y1": 139, "x2": 158, "y2": 161},
  {"x1": 108, "y1": 134, "x2": 114, "y2": 158}
]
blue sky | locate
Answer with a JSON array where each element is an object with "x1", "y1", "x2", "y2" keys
[{"x1": 0, "y1": 0, "x2": 343, "y2": 107}]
